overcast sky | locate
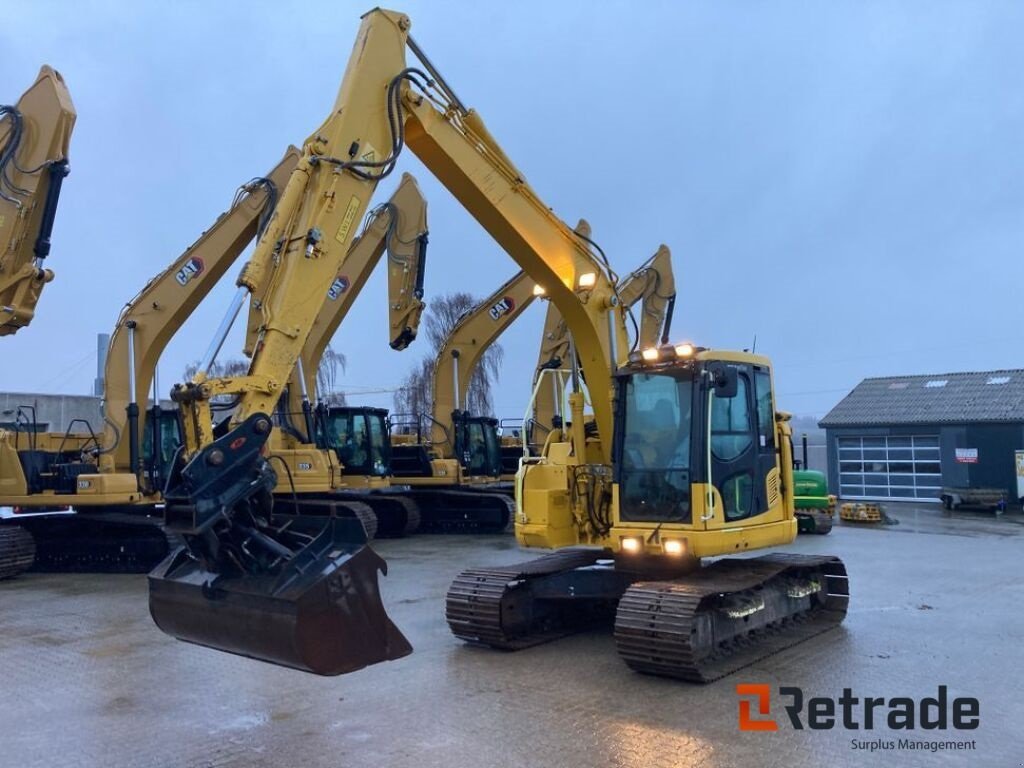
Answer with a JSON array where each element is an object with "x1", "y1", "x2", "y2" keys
[{"x1": 3, "y1": 1, "x2": 1022, "y2": 419}]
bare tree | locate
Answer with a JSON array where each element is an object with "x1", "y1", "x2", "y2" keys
[
  {"x1": 182, "y1": 358, "x2": 250, "y2": 380},
  {"x1": 392, "y1": 356, "x2": 433, "y2": 435},
  {"x1": 394, "y1": 293, "x2": 503, "y2": 430},
  {"x1": 316, "y1": 344, "x2": 348, "y2": 406}
]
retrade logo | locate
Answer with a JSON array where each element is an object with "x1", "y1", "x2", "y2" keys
[
  {"x1": 737, "y1": 684, "x2": 778, "y2": 731},
  {"x1": 175, "y1": 257, "x2": 204, "y2": 286},
  {"x1": 736, "y1": 684, "x2": 979, "y2": 732},
  {"x1": 488, "y1": 296, "x2": 515, "y2": 320}
]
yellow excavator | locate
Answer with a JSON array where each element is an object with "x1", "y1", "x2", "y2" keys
[
  {"x1": 0, "y1": 66, "x2": 76, "y2": 579},
  {"x1": 146, "y1": 7, "x2": 848, "y2": 684},
  {"x1": 260, "y1": 172, "x2": 429, "y2": 537},
  {"x1": 388, "y1": 266, "x2": 543, "y2": 532},
  {"x1": 0, "y1": 148, "x2": 300, "y2": 572}
]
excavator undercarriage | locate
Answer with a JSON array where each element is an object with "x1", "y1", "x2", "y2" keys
[{"x1": 448, "y1": 550, "x2": 848, "y2": 682}]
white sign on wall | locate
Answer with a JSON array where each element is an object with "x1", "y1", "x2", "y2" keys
[
  {"x1": 1016, "y1": 451, "x2": 1024, "y2": 500},
  {"x1": 955, "y1": 448, "x2": 978, "y2": 464}
]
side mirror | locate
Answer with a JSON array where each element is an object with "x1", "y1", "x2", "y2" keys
[{"x1": 707, "y1": 362, "x2": 738, "y2": 399}]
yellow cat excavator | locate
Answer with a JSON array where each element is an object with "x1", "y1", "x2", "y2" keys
[
  {"x1": 147, "y1": 7, "x2": 848, "y2": 682},
  {"x1": 388, "y1": 267, "x2": 542, "y2": 532},
  {"x1": 261, "y1": 172, "x2": 429, "y2": 537},
  {"x1": 0, "y1": 148, "x2": 299, "y2": 573},
  {"x1": 0, "y1": 66, "x2": 76, "y2": 579}
]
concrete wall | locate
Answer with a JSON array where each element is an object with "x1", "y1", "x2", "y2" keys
[
  {"x1": 0, "y1": 392, "x2": 176, "y2": 434},
  {"x1": 0, "y1": 392, "x2": 102, "y2": 433}
]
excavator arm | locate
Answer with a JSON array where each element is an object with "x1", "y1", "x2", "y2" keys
[
  {"x1": 96, "y1": 148, "x2": 300, "y2": 484},
  {"x1": 0, "y1": 66, "x2": 75, "y2": 335},
  {"x1": 532, "y1": 244, "x2": 676, "y2": 436},
  {"x1": 427, "y1": 269, "x2": 539, "y2": 451},
  {"x1": 281, "y1": 171, "x2": 428, "y2": 427}
]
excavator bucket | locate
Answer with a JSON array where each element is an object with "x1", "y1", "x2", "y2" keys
[{"x1": 148, "y1": 517, "x2": 412, "y2": 675}]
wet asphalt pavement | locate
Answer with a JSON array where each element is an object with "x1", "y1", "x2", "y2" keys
[{"x1": 1, "y1": 503, "x2": 1021, "y2": 768}]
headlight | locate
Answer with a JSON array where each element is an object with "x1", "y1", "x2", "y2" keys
[
  {"x1": 620, "y1": 536, "x2": 642, "y2": 553},
  {"x1": 641, "y1": 347, "x2": 660, "y2": 362},
  {"x1": 663, "y1": 539, "x2": 685, "y2": 555},
  {"x1": 577, "y1": 272, "x2": 597, "y2": 289},
  {"x1": 674, "y1": 343, "x2": 695, "y2": 357},
  {"x1": 532, "y1": 284, "x2": 546, "y2": 296}
]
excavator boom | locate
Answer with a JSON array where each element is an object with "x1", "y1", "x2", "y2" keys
[{"x1": 0, "y1": 66, "x2": 75, "y2": 335}]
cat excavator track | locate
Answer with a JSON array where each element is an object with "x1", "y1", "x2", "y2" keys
[
  {"x1": 412, "y1": 488, "x2": 515, "y2": 534},
  {"x1": 334, "y1": 492, "x2": 421, "y2": 537},
  {"x1": 272, "y1": 498, "x2": 380, "y2": 541},
  {"x1": 6, "y1": 511, "x2": 181, "y2": 573},
  {"x1": 614, "y1": 554, "x2": 848, "y2": 682},
  {"x1": 0, "y1": 526, "x2": 36, "y2": 579}
]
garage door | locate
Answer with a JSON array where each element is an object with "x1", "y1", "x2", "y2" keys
[{"x1": 837, "y1": 435, "x2": 941, "y2": 501}]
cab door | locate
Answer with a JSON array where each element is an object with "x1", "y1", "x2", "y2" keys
[{"x1": 703, "y1": 363, "x2": 781, "y2": 529}]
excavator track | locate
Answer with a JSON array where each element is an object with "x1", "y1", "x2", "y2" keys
[
  {"x1": 614, "y1": 554, "x2": 848, "y2": 683},
  {"x1": 5, "y1": 511, "x2": 177, "y2": 574},
  {"x1": 273, "y1": 497, "x2": 379, "y2": 540},
  {"x1": 333, "y1": 492, "x2": 420, "y2": 537},
  {"x1": 412, "y1": 489, "x2": 515, "y2": 534},
  {"x1": 0, "y1": 525, "x2": 36, "y2": 580},
  {"x1": 345, "y1": 501, "x2": 378, "y2": 541},
  {"x1": 446, "y1": 548, "x2": 625, "y2": 649}
]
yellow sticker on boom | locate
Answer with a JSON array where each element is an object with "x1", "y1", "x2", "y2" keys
[{"x1": 335, "y1": 195, "x2": 361, "y2": 244}]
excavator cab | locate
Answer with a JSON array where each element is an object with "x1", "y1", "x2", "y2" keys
[
  {"x1": 317, "y1": 406, "x2": 392, "y2": 477},
  {"x1": 140, "y1": 406, "x2": 183, "y2": 493},
  {"x1": 451, "y1": 411, "x2": 501, "y2": 478},
  {"x1": 614, "y1": 349, "x2": 777, "y2": 527}
]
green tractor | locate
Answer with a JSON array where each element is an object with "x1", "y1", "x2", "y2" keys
[{"x1": 794, "y1": 469, "x2": 834, "y2": 535}]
